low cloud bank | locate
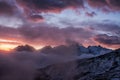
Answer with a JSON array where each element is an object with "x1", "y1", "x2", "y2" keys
[{"x1": 0, "y1": 44, "x2": 86, "y2": 80}]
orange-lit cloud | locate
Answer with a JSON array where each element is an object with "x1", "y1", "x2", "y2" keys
[
  {"x1": 0, "y1": 44, "x2": 17, "y2": 51},
  {"x1": 0, "y1": 20, "x2": 120, "y2": 51},
  {"x1": 0, "y1": 0, "x2": 120, "y2": 51},
  {"x1": 0, "y1": 39, "x2": 22, "y2": 51}
]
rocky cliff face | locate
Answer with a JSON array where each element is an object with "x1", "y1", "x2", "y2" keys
[{"x1": 35, "y1": 49, "x2": 120, "y2": 80}]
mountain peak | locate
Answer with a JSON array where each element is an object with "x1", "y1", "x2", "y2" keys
[{"x1": 14, "y1": 44, "x2": 36, "y2": 52}]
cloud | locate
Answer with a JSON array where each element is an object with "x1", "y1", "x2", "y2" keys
[
  {"x1": 81, "y1": 21, "x2": 120, "y2": 37},
  {"x1": 13, "y1": 0, "x2": 120, "y2": 23},
  {"x1": 18, "y1": 24, "x2": 93, "y2": 46},
  {"x1": 87, "y1": 0, "x2": 120, "y2": 11},
  {"x1": 79, "y1": 21, "x2": 120, "y2": 48},
  {"x1": 0, "y1": 20, "x2": 120, "y2": 49},
  {"x1": 28, "y1": 14, "x2": 44, "y2": 22},
  {"x1": 17, "y1": 0, "x2": 120, "y2": 13},
  {"x1": 16, "y1": 0, "x2": 84, "y2": 12},
  {"x1": 93, "y1": 34, "x2": 120, "y2": 45},
  {"x1": 0, "y1": 41, "x2": 21, "y2": 45},
  {"x1": 99, "y1": 23, "x2": 120, "y2": 36},
  {"x1": 0, "y1": 0, "x2": 119, "y2": 24},
  {"x1": 16, "y1": 0, "x2": 84, "y2": 21},
  {"x1": 0, "y1": 1, "x2": 16, "y2": 16},
  {"x1": 1, "y1": 21, "x2": 119, "y2": 49},
  {"x1": 0, "y1": 43, "x2": 86, "y2": 80},
  {"x1": 0, "y1": 52, "x2": 36, "y2": 80},
  {"x1": 87, "y1": 0, "x2": 107, "y2": 8},
  {"x1": 0, "y1": 26, "x2": 23, "y2": 50},
  {"x1": 0, "y1": 26, "x2": 20, "y2": 39},
  {"x1": 0, "y1": 23, "x2": 94, "y2": 49},
  {"x1": 106, "y1": 0, "x2": 120, "y2": 10}
]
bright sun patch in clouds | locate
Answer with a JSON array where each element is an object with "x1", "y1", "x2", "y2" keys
[
  {"x1": 0, "y1": 43, "x2": 18, "y2": 51},
  {"x1": 0, "y1": 39, "x2": 20, "y2": 51},
  {"x1": 0, "y1": 39, "x2": 45, "y2": 51}
]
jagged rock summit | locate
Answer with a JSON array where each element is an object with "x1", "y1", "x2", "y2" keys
[{"x1": 14, "y1": 44, "x2": 36, "y2": 52}]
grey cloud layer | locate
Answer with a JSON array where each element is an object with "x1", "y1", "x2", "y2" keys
[
  {"x1": 18, "y1": 24, "x2": 93, "y2": 45},
  {"x1": 0, "y1": 24, "x2": 93, "y2": 46},
  {"x1": 0, "y1": 26, "x2": 19, "y2": 38},
  {"x1": 81, "y1": 21, "x2": 120, "y2": 36},
  {"x1": 0, "y1": 0, "x2": 119, "y2": 49},
  {"x1": 0, "y1": 44, "x2": 82, "y2": 80},
  {"x1": 0, "y1": 21, "x2": 120, "y2": 48},
  {"x1": 93, "y1": 34, "x2": 120, "y2": 45}
]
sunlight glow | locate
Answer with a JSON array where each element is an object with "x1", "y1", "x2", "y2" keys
[
  {"x1": 0, "y1": 39, "x2": 19, "y2": 43},
  {"x1": 0, "y1": 39, "x2": 45, "y2": 51},
  {"x1": 0, "y1": 39, "x2": 20, "y2": 51},
  {"x1": 0, "y1": 44, "x2": 17, "y2": 51}
]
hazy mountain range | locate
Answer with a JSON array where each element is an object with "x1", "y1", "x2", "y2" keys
[{"x1": 0, "y1": 44, "x2": 120, "y2": 80}]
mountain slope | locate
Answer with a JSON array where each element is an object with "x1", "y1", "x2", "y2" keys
[{"x1": 35, "y1": 49, "x2": 120, "y2": 80}]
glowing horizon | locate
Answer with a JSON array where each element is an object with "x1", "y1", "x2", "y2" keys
[{"x1": 0, "y1": 0, "x2": 120, "y2": 51}]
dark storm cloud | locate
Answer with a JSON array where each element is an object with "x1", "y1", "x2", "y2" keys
[
  {"x1": 93, "y1": 34, "x2": 120, "y2": 45},
  {"x1": 13, "y1": 0, "x2": 120, "y2": 22},
  {"x1": 0, "y1": 0, "x2": 119, "y2": 22},
  {"x1": 16, "y1": 0, "x2": 84, "y2": 12},
  {"x1": 17, "y1": 0, "x2": 120, "y2": 13},
  {"x1": 0, "y1": 1, "x2": 15, "y2": 15},
  {"x1": 16, "y1": 0, "x2": 84, "y2": 21}
]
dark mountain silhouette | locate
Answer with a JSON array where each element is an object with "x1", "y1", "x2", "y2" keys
[
  {"x1": 40, "y1": 44, "x2": 80, "y2": 55},
  {"x1": 14, "y1": 44, "x2": 36, "y2": 52},
  {"x1": 40, "y1": 44, "x2": 112, "y2": 55}
]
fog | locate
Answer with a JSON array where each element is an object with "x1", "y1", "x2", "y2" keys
[{"x1": 0, "y1": 44, "x2": 94, "y2": 80}]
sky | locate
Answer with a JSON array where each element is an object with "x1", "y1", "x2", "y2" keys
[{"x1": 0, "y1": 0, "x2": 120, "y2": 51}]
